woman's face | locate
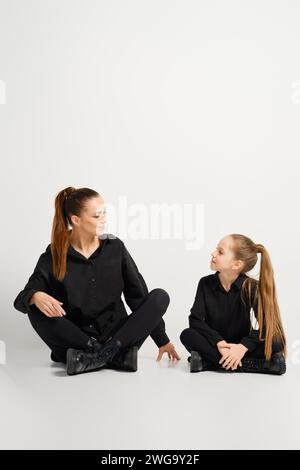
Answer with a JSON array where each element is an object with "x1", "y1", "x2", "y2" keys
[
  {"x1": 70, "y1": 196, "x2": 107, "y2": 237},
  {"x1": 210, "y1": 236, "x2": 242, "y2": 273}
]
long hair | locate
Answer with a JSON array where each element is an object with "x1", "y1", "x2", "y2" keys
[
  {"x1": 51, "y1": 187, "x2": 100, "y2": 282},
  {"x1": 230, "y1": 234, "x2": 286, "y2": 360}
]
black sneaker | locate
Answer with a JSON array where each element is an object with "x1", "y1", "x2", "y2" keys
[{"x1": 66, "y1": 338, "x2": 122, "y2": 376}]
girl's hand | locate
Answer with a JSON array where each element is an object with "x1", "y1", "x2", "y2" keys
[
  {"x1": 156, "y1": 342, "x2": 181, "y2": 361},
  {"x1": 217, "y1": 340, "x2": 231, "y2": 357},
  {"x1": 30, "y1": 291, "x2": 66, "y2": 318},
  {"x1": 219, "y1": 343, "x2": 248, "y2": 370}
]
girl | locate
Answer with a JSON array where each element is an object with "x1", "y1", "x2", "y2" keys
[
  {"x1": 180, "y1": 234, "x2": 286, "y2": 375},
  {"x1": 14, "y1": 187, "x2": 180, "y2": 375}
]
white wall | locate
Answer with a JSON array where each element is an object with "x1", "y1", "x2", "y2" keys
[{"x1": 1, "y1": 0, "x2": 300, "y2": 359}]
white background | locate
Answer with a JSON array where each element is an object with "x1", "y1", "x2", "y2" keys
[{"x1": 1, "y1": 0, "x2": 300, "y2": 450}]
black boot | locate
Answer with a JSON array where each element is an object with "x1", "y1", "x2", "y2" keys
[
  {"x1": 106, "y1": 346, "x2": 138, "y2": 372},
  {"x1": 66, "y1": 337, "x2": 122, "y2": 376},
  {"x1": 189, "y1": 350, "x2": 202, "y2": 372},
  {"x1": 188, "y1": 351, "x2": 226, "y2": 373},
  {"x1": 238, "y1": 353, "x2": 286, "y2": 375},
  {"x1": 188, "y1": 350, "x2": 216, "y2": 372}
]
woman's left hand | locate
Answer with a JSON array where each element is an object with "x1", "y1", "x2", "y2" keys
[{"x1": 156, "y1": 342, "x2": 181, "y2": 362}]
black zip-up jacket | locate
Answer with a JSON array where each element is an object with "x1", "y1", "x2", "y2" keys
[{"x1": 13, "y1": 234, "x2": 170, "y2": 347}]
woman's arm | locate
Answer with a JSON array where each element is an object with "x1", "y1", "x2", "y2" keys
[
  {"x1": 13, "y1": 251, "x2": 51, "y2": 314},
  {"x1": 121, "y1": 242, "x2": 170, "y2": 347}
]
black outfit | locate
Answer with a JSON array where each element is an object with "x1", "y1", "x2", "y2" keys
[
  {"x1": 180, "y1": 271, "x2": 283, "y2": 366},
  {"x1": 14, "y1": 234, "x2": 170, "y2": 363}
]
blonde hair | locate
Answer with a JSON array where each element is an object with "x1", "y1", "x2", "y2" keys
[{"x1": 230, "y1": 234, "x2": 286, "y2": 360}]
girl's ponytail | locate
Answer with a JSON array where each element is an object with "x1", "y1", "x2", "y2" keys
[
  {"x1": 231, "y1": 234, "x2": 286, "y2": 360},
  {"x1": 256, "y1": 243, "x2": 286, "y2": 359}
]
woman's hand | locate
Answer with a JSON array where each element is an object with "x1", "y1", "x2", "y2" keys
[
  {"x1": 30, "y1": 291, "x2": 66, "y2": 318},
  {"x1": 219, "y1": 343, "x2": 248, "y2": 370},
  {"x1": 156, "y1": 342, "x2": 181, "y2": 362}
]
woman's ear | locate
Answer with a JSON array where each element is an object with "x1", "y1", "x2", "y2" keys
[{"x1": 70, "y1": 214, "x2": 79, "y2": 227}]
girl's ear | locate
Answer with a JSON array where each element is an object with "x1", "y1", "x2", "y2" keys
[{"x1": 232, "y1": 259, "x2": 244, "y2": 272}]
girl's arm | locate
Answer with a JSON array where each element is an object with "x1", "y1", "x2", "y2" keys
[
  {"x1": 240, "y1": 281, "x2": 264, "y2": 352},
  {"x1": 188, "y1": 278, "x2": 224, "y2": 346}
]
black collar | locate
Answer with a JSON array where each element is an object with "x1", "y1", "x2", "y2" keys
[
  {"x1": 67, "y1": 233, "x2": 111, "y2": 258},
  {"x1": 213, "y1": 271, "x2": 247, "y2": 292}
]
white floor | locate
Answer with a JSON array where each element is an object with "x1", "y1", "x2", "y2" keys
[{"x1": 1, "y1": 338, "x2": 299, "y2": 450}]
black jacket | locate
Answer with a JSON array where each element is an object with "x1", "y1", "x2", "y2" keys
[
  {"x1": 188, "y1": 271, "x2": 261, "y2": 352},
  {"x1": 13, "y1": 234, "x2": 170, "y2": 347}
]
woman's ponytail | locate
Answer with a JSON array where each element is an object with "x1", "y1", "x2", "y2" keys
[
  {"x1": 51, "y1": 187, "x2": 76, "y2": 281},
  {"x1": 50, "y1": 186, "x2": 99, "y2": 281}
]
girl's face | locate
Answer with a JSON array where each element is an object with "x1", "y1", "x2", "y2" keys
[
  {"x1": 70, "y1": 196, "x2": 107, "y2": 238},
  {"x1": 210, "y1": 236, "x2": 243, "y2": 274}
]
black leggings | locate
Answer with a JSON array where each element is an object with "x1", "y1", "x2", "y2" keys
[
  {"x1": 28, "y1": 288, "x2": 170, "y2": 364},
  {"x1": 180, "y1": 327, "x2": 283, "y2": 365}
]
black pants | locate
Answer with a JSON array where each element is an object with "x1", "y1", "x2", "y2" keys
[
  {"x1": 180, "y1": 327, "x2": 283, "y2": 366},
  {"x1": 28, "y1": 288, "x2": 170, "y2": 364}
]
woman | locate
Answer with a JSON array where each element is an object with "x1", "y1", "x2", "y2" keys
[
  {"x1": 180, "y1": 234, "x2": 287, "y2": 375},
  {"x1": 14, "y1": 187, "x2": 180, "y2": 375}
]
